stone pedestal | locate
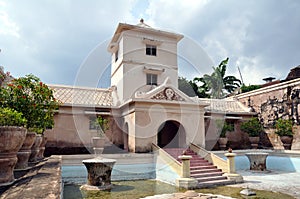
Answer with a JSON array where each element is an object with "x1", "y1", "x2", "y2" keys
[
  {"x1": 176, "y1": 155, "x2": 198, "y2": 189},
  {"x1": 224, "y1": 152, "x2": 243, "y2": 183},
  {"x1": 245, "y1": 152, "x2": 269, "y2": 171},
  {"x1": 175, "y1": 178, "x2": 198, "y2": 189},
  {"x1": 80, "y1": 157, "x2": 116, "y2": 191}
]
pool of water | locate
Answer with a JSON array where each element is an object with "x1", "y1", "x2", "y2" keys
[
  {"x1": 234, "y1": 155, "x2": 300, "y2": 172},
  {"x1": 62, "y1": 154, "x2": 300, "y2": 198},
  {"x1": 63, "y1": 180, "x2": 182, "y2": 199}
]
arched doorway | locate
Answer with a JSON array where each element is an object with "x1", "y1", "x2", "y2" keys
[{"x1": 157, "y1": 120, "x2": 186, "y2": 148}]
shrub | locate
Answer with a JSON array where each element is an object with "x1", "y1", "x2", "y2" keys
[
  {"x1": 275, "y1": 119, "x2": 293, "y2": 136},
  {"x1": 0, "y1": 107, "x2": 27, "y2": 127},
  {"x1": 94, "y1": 116, "x2": 109, "y2": 137},
  {"x1": 240, "y1": 117, "x2": 263, "y2": 137},
  {"x1": 0, "y1": 74, "x2": 59, "y2": 133},
  {"x1": 216, "y1": 120, "x2": 234, "y2": 138}
]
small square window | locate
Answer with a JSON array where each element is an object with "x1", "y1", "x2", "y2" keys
[
  {"x1": 147, "y1": 74, "x2": 158, "y2": 85},
  {"x1": 146, "y1": 45, "x2": 157, "y2": 56},
  {"x1": 89, "y1": 116, "x2": 97, "y2": 130}
]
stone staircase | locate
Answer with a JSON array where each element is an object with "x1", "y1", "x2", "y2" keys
[{"x1": 164, "y1": 148, "x2": 235, "y2": 188}]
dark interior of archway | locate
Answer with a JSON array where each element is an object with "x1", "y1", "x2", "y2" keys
[{"x1": 157, "y1": 121, "x2": 179, "y2": 148}]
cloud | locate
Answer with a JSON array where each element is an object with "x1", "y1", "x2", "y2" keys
[
  {"x1": 0, "y1": 0, "x2": 136, "y2": 85},
  {"x1": 0, "y1": 0, "x2": 300, "y2": 87}
]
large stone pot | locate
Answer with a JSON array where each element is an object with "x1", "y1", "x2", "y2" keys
[
  {"x1": 15, "y1": 131, "x2": 36, "y2": 169},
  {"x1": 249, "y1": 136, "x2": 260, "y2": 149},
  {"x1": 218, "y1": 138, "x2": 228, "y2": 150},
  {"x1": 91, "y1": 137, "x2": 105, "y2": 156},
  {"x1": 29, "y1": 135, "x2": 43, "y2": 163},
  {"x1": 37, "y1": 135, "x2": 47, "y2": 160},
  {"x1": 280, "y1": 136, "x2": 293, "y2": 150},
  {"x1": 0, "y1": 126, "x2": 27, "y2": 185}
]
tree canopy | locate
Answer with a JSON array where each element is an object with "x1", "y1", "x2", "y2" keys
[{"x1": 193, "y1": 58, "x2": 241, "y2": 98}]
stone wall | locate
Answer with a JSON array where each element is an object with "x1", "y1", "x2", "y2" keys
[{"x1": 232, "y1": 78, "x2": 300, "y2": 150}]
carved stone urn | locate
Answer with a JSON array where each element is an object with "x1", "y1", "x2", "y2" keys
[
  {"x1": 0, "y1": 126, "x2": 27, "y2": 185},
  {"x1": 280, "y1": 136, "x2": 293, "y2": 150},
  {"x1": 29, "y1": 134, "x2": 43, "y2": 163},
  {"x1": 15, "y1": 131, "x2": 36, "y2": 169},
  {"x1": 217, "y1": 138, "x2": 228, "y2": 150},
  {"x1": 37, "y1": 135, "x2": 47, "y2": 160},
  {"x1": 249, "y1": 137, "x2": 260, "y2": 149}
]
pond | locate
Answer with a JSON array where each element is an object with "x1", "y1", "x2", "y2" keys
[
  {"x1": 234, "y1": 155, "x2": 300, "y2": 172},
  {"x1": 63, "y1": 180, "x2": 182, "y2": 199}
]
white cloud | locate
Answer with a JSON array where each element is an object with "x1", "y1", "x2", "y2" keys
[
  {"x1": 146, "y1": 0, "x2": 210, "y2": 31},
  {"x1": 235, "y1": 56, "x2": 282, "y2": 85},
  {"x1": 0, "y1": 3, "x2": 20, "y2": 38},
  {"x1": 0, "y1": 0, "x2": 300, "y2": 87}
]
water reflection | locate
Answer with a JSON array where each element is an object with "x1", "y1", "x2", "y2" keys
[{"x1": 64, "y1": 180, "x2": 183, "y2": 199}]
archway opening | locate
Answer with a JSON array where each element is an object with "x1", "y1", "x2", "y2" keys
[{"x1": 157, "y1": 120, "x2": 186, "y2": 148}]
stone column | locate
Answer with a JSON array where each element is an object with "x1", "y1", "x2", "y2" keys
[
  {"x1": 175, "y1": 155, "x2": 198, "y2": 189},
  {"x1": 179, "y1": 155, "x2": 191, "y2": 178},
  {"x1": 223, "y1": 152, "x2": 243, "y2": 183}
]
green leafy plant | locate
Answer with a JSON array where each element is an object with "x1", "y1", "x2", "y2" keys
[
  {"x1": 241, "y1": 84, "x2": 262, "y2": 93},
  {"x1": 215, "y1": 120, "x2": 234, "y2": 138},
  {"x1": 0, "y1": 107, "x2": 27, "y2": 127},
  {"x1": 0, "y1": 74, "x2": 59, "y2": 134},
  {"x1": 275, "y1": 119, "x2": 293, "y2": 137},
  {"x1": 94, "y1": 116, "x2": 109, "y2": 137},
  {"x1": 240, "y1": 117, "x2": 263, "y2": 137}
]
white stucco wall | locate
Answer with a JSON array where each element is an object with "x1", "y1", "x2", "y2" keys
[
  {"x1": 124, "y1": 101, "x2": 205, "y2": 152},
  {"x1": 110, "y1": 28, "x2": 180, "y2": 102}
]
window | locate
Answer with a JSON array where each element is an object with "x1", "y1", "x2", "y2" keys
[
  {"x1": 115, "y1": 50, "x2": 118, "y2": 62},
  {"x1": 89, "y1": 116, "x2": 97, "y2": 130},
  {"x1": 147, "y1": 74, "x2": 157, "y2": 85},
  {"x1": 146, "y1": 45, "x2": 157, "y2": 56}
]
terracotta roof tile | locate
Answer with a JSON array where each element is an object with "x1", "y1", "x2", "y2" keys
[
  {"x1": 49, "y1": 84, "x2": 112, "y2": 107},
  {"x1": 196, "y1": 98, "x2": 251, "y2": 114}
]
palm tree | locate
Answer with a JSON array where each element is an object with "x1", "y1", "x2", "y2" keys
[{"x1": 193, "y1": 58, "x2": 241, "y2": 98}]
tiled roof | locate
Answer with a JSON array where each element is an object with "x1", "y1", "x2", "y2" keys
[
  {"x1": 195, "y1": 98, "x2": 251, "y2": 114},
  {"x1": 49, "y1": 84, "x2": 112, "y2": 107}
]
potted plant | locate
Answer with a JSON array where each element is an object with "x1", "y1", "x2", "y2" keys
[
  {"x1": 240, "y1": 117, "x2": 263, "y2": 149},
  {"x1": 1, "y1": 74, "x2": 59, "y2": 166},
  {"x1": 0, "y1": 107, "x2": 27, "y2": 185},
  {"x1": 91, "y1": 115, "x2": 109, "y2": 155},
  {"x1": 216, "y1": 120, "x2": 234, "y2": 150},
  {"x1": 275, "y1": 119, "x2": 293, "y2": 150}
]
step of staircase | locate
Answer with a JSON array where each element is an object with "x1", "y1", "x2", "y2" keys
[
  {"x1": 190, "y1": 168, "x2": 222, "y2": 174},
  {"x1": 197, "y1": 179, "x2": 236, "y2": 188},
  {"x1": 196, "y1": 175, "x2": 228, "y2": 183},
  {"x1": 190, "y1": 165, "x2": 218, "y2": 170},
  {"x1": 191, "y1": 171, "x2": 224, "y2": 178},
  {"x1": 163, "y1": 147, "x2": 236, "y2": 188}
]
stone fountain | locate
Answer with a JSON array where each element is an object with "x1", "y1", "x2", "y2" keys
[
  {"x1": 80, "y1": 157, "x2": 116, "y2": 191},
  {"x1": 80, "y1": 137, "x2": 116, "y2": 191},
  {"x1": 245, "y1": 152, "x2": 269, "y2": 171}
]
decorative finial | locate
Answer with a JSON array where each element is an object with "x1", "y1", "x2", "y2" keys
[{"x1": 140, "y1": 18, "x2": 144, "y2": 23}]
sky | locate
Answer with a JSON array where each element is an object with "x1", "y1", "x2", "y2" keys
[{"x1": 1, "y1": 0, "x2": 300, "y2": 88}]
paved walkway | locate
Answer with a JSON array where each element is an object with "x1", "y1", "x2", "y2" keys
[{"x1": 229, "y1": 170, "x2": 300, "y2": 199}]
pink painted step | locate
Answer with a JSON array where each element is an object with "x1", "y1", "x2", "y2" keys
[{"x1": 163, "y1": 147, "x2": 236, "y2": 188}]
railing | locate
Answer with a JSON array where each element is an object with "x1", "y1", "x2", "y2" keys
[
  {"x1": 189, "y1": 143, "x2": 228, "y2": 173},
  {"x1": 152, "y1": 143, "x2": 182, "y2": 175}
]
